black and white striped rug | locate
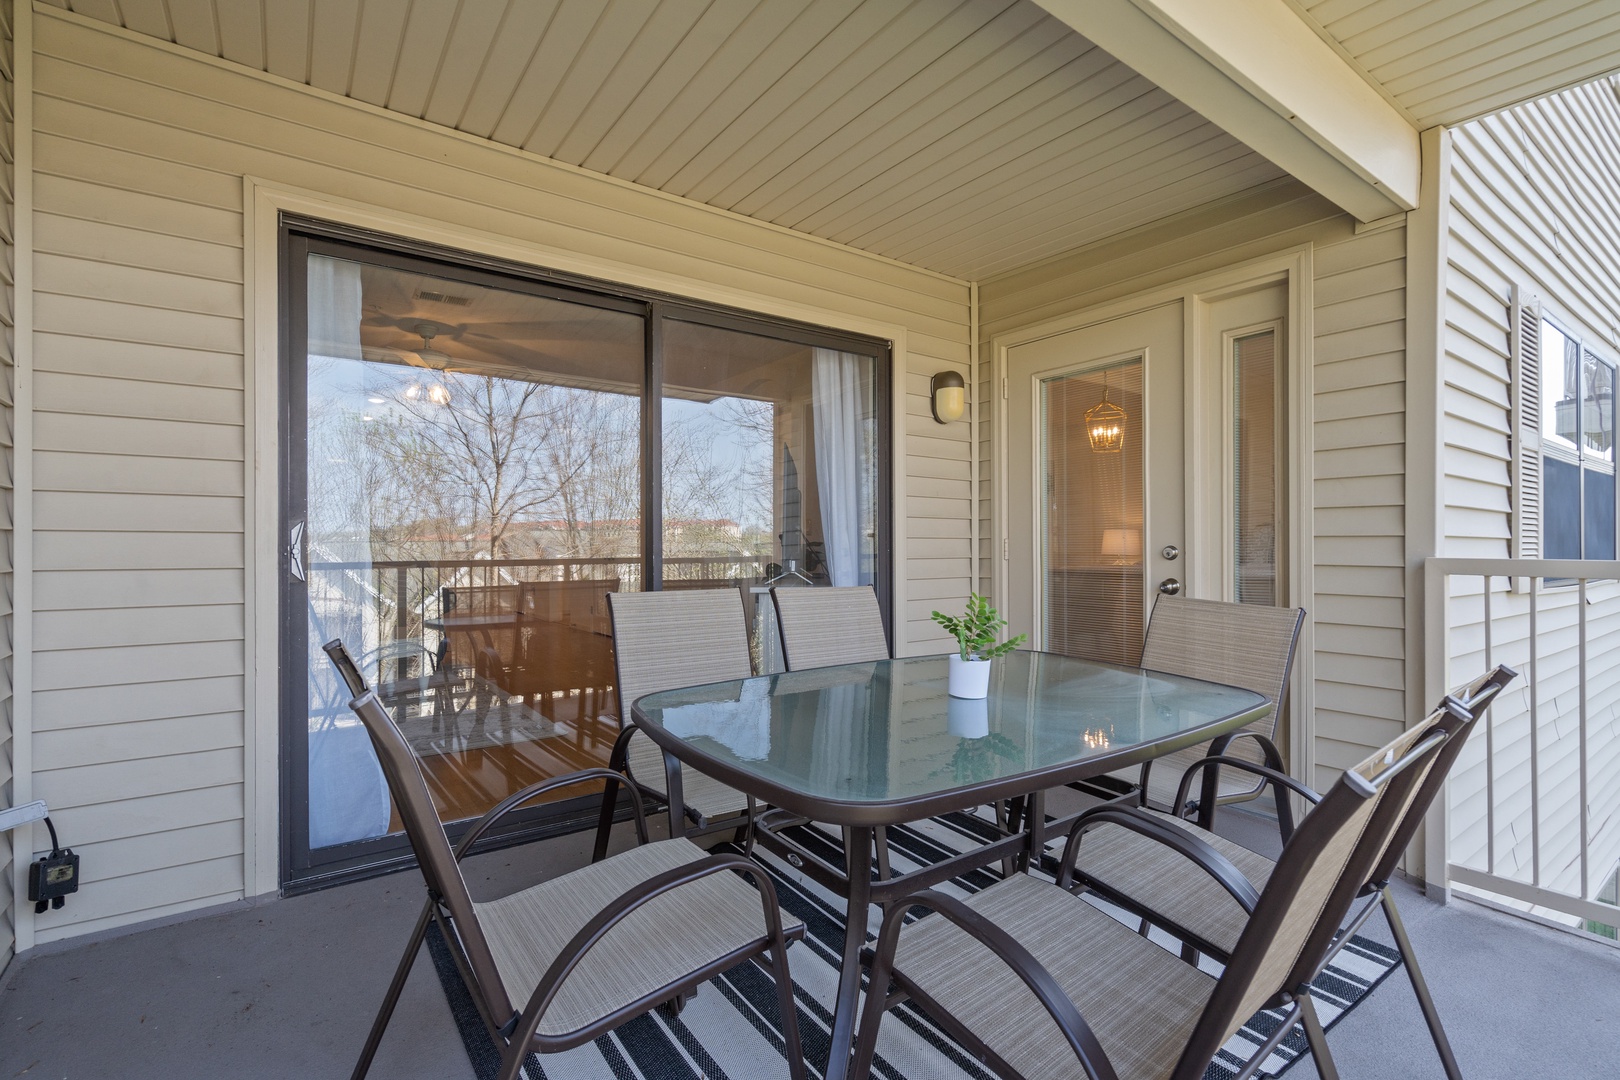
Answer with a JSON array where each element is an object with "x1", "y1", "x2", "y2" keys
[{"x1": 429, "y1": 810, "x2": 1400, "y2": 1079}]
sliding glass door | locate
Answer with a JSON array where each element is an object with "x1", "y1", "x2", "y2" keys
[{"x1": 281, "y1": 222, "x2": 889, "y2": 887}]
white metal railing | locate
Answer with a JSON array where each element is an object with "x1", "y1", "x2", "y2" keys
[{"x1": 1426, "y1": 557, "x2": 1620, "y2": 932}]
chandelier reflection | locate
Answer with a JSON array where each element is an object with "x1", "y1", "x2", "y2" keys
[
  {"x1": 1085, "y1": 366, "x2": 1127, "y2": 453},
  {"x1": 1082, "y1": 726, "x2": 1112, "y2": 750}
]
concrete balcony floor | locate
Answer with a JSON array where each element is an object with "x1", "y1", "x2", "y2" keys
[{"x1": 3, "y1": 807, "x2": 1616, "y2": 1080}]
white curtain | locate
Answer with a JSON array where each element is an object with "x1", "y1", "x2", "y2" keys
[
  {"x1": 812, "y1": 348, "x2": 867, "y2": 587},
  {"x1": 306, "y1": 255, "x2": 391, "y2": 850}
]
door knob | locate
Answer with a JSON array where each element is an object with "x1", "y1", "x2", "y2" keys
[{"x1": 1158, "y1": 578, "x2": 1181, "y2": 595}]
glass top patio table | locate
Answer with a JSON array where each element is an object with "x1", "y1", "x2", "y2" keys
[{"x1": 630, "y1": 650, "x2": 1270, "y2": 827}]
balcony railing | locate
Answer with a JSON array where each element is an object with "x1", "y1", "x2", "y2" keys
[
  {"x1": 306, "y1": 553, "x2": 772, "y2": 684},
  {"x1": 1425, "y1": 557, "x2": 1620, "y2": 934}
]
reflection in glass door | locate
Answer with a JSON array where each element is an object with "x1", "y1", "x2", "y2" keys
[
  {"x1": 1041, "y1": 359, "x2": 1145, "y2": 665},
  {"x1": 283, "y1": 228, "x2": 891, "y2": 886},
  {"x1": 661, "y1": 317, "x2": 878, "y2": 671},
  {"x1": 293, "y1": 247, "x2": 645, "y2": 871}
]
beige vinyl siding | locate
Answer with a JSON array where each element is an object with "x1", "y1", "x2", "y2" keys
[
  {"x1": 27, "y1": 12, "x2": 972, "y2": 943},
  {"x1": 1442, "y1": 76, "x2": 1620, "y2": 903},
  {"x1": 0, "y1": 0, "x2": 15, "y2": 974},
  {"x1": 1310, "y1": 225, "x2": 1409, "y2": 776},
  {"x1": 980, "y1": 179, "x2": 1409, "y2": 779}
]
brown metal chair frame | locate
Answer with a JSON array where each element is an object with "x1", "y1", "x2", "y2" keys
[
  {"x1": 1064, "y1": 663, "x2": 1517, "y2": 1080},
  {"x1": 1068, "y1": 596, "x2": 1305, "y2": 821},
  {"x1": 322, "y1": 640, "x2": 807, "y2": 1080},
  {"x1": 851, "y1": 696, "x2": 1465, "y2": 1080}
]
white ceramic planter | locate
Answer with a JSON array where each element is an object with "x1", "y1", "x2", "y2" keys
[
  {"x1": 947, "y1": 695, "x2": 990, "y2": 738},
  {"x1": 948, "y1": 654, "x2": 992, "y2": 699}
]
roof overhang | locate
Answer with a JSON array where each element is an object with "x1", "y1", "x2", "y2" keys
[{"x1": 1035, "y1": 0, "x2": 1420, "y2": 221}]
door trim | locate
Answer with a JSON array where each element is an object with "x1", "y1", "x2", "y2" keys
[
  {"x1": 244, "y1": 178, "x2": 914, "y2": 897},
  {"x1": 990, "y1": 246, "x2": 1316, "y2": 787}
]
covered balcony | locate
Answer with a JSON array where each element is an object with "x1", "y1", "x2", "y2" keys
[{"x1": 3, "y1": 1, "x2": 1620, "y2": 1078}]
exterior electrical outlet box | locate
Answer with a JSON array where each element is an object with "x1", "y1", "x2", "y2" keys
[{"x1": 29, "y1": 850, "x2": 79, "y2": 911}]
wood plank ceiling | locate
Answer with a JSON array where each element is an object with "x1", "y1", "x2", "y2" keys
[
  {"x1": 41, "y1": 1, "x2": 1620, "y2": 280},
  {"x1": 39, "y1": 0, "x2": 1287, "y2": 281}
]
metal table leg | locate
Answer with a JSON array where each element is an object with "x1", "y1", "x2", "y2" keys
[{"x1": 822, "y1": 825, "x2": 873, "y2": 1080}]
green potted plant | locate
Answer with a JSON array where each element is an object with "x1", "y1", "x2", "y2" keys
[{"x1": 931, "y1": 593, "x2": 1027, "y2": 698}]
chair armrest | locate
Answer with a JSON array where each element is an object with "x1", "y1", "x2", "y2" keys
[
  {"x1": 504, "y1": 852, "x2": 794, "y2": 1048},
  {"x1": 1058, "y1": 805, "x2": 1261, "y2": 914},
  {"x1": 1206, "y1": 729, "x2": 1287, "y2": 770},
  {"x1": 454, "y1": 769, "x2": 647, "y2": 859},
  {"x1": 1174, "y1": 753, "x2": 1320, "y2": 842},
  {"x1": 866, "y1": 889, "x2": 1120, "y2": 1080}
]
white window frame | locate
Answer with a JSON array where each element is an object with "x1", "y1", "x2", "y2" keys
[{"x1": 1512, "y1": 293, "x2": 1618, "y2": 564}]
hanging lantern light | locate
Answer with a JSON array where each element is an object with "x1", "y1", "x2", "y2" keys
[{"x1": 1085, "y1": 368, "x2": 1127, "y2": 453}]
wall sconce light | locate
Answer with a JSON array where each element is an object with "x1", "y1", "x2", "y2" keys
[{"x1": 931, "y1": 370, "x2": 966, "y2": 424}]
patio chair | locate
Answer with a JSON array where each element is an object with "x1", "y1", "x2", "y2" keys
[
  {"x1": 850, "y1": 694, "x2": 1463, "y2": 1080},
  {"x1": 320, "y1": 640, "x2": 807, "y2": 1080},
  {"x1": 771, "y1": 584, "x2": 897, "y2": 878},
  {"x1": 771, "y1": 585, "x2": 890, "y2": 669},
  {"x1": 593, "y1": 588, "x2": 758, "y2": 861},
  {"x1": 1064, "y1": 663, "x2": 1516, "y2": 1080},
  {"x1": 1077, "y1": 596, "x2": 1304, "y2": 816}
]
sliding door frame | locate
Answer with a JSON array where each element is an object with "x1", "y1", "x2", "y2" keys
[{"x1": 278, "y1": 216, "x2": 892, "y2": 891}]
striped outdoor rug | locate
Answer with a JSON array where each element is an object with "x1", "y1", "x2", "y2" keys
[{"x1": 429, "y1": 809, "x2": 1400, "y2": 1080}]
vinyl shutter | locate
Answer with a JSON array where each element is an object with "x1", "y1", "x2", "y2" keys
[{"x1": 1511, "y1": 289, "x2": 1542, "y2": 560}]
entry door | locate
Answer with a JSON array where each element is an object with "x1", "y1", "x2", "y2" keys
[{"x1": 1005, "y1": 302, "x2": 1185, "y2": 664}]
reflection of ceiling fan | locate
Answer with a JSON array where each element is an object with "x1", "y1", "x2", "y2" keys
[
  {"x1": 376, "y1": 325, "x2": 468, "y2": 405},
  {"x1": 394, "y1": 324, "x2": 475, "y2": 373}
]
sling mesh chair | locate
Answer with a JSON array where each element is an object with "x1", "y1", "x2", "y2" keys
[
  {"x1": 850, "y1": 698, "x2": 1464, "y2": 1080},
  {"x1": 1064, "y1": 663, "x2": 1516, "y2": 1080},
  {"x1": 322, "y1": 640, "x2": 807, "y2": 1080},
  {"x1": 593, "y1": 588, "x2": 758, "y2": 861},
  {"x1": 770, "y1": 585, "x2": 890, "y2": 670},
  {"x1": 770, "y1": 584, "x2": 898, "y2": 878},
  {"x1": 1075, "y1": 596, "x2": 1305, "y2": 819}
]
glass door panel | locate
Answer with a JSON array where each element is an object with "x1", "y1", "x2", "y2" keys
[
  {"x1": 1041, "y1": 359, "x2": 1145, "y2": 665},
  {"x1": 296, "y1": 249, "x2": 643, "y2": 864},
  {"x1": 1232, "y1": 329, "x2": 1280, "y2": 605},
  {"x1": 661, "y1": 317, "x2": 879, "y2": 671}
]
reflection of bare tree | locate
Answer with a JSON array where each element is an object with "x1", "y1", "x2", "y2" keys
[
  {"x1": 542, "y1": 389, "x2": 640, "y2": 570},
  {"x1": 373, "y1": 371, "x2": 582, "y2": 560},
  {"x1": 716, "y1": 397, "x2": 776, "y2": 533},
  {"x1": 308, "y1": 358, "x2": 788, "y2": 589}
]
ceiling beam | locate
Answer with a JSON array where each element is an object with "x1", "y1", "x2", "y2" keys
[{"x1": 1033, "y1": 0, "x2": 1420, "y2": 221}]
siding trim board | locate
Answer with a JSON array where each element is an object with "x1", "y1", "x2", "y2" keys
[
  {"x1": 3, "y1": 0, "x2": 35, "y2": 970},
  {"x1": 0, "y1": 0, "x2": 15, "y2": 974}
]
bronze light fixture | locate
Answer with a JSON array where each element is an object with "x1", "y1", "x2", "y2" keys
[
  {"x1": 931, "y1": 370, "x2": 966, "y2": 423},
  {"x1": 1085, "y1": 367, "x2": 1126, "y2": 452}
]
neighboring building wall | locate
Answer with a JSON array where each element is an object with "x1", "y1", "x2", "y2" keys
[
  {"x1": 978, "y1": 178, "x2": 1410, "y2": 780},
  {"x1": 0, "y1": 0, "x2": 15, "y2": 973},
  {"x1": 26, "y1": 12, "x2": 972, "y2": 944},
  {"x1": 1442, "y1": 76, "x2": 1620, "y2": 903}
]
